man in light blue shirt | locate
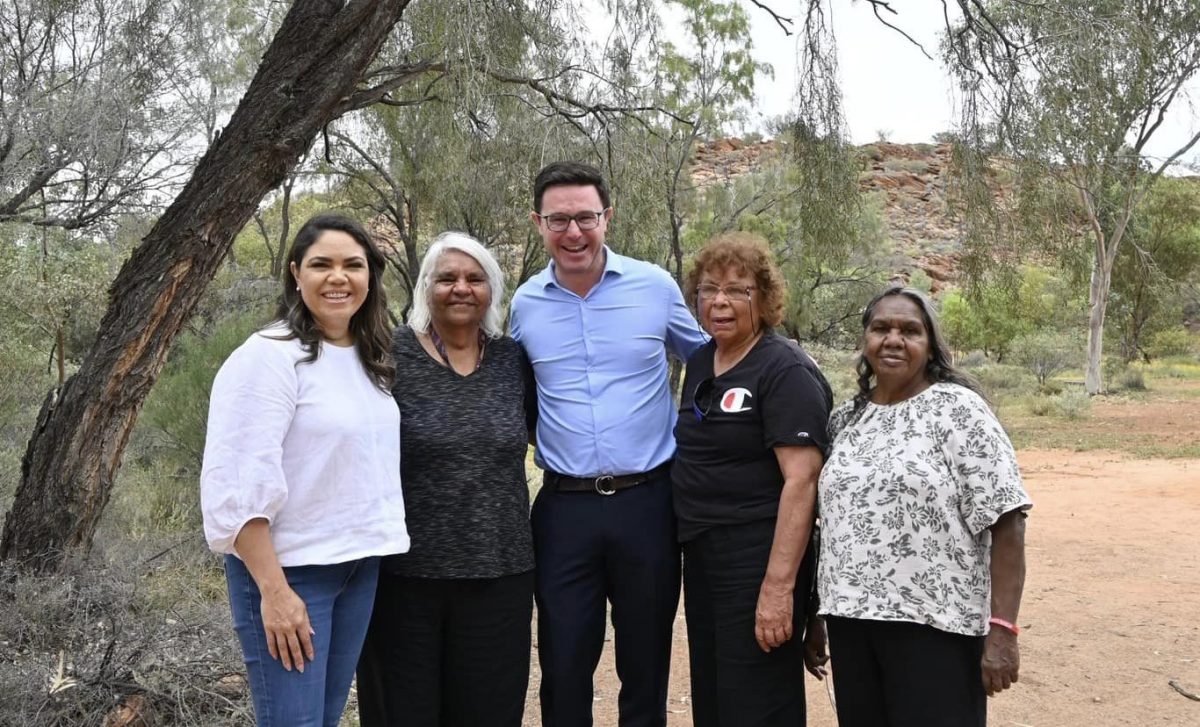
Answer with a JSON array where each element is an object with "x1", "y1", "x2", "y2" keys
[{"x1": 511, "y1": 161, "x2": 707, "y2": 727}]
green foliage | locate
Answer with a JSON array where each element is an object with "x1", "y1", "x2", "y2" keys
[
  {"x1": 906, "y1": 269, "x2": 933, "y2": 294},
  {"x1": 682, "y1": 147, "x2": 889, "y2": 346},
  {"x1": 970, "y1": 362, "x2": 1037, "y2": 401},
  {"x1": 1146, "y1": 329, "x2": 1197, "y2": 359},
  {"x1": 1116, "y1": 366, "x2": 1147, "y2": 392},
  {"x1": 0, "y1": 219, "x2": 142, "y2": 513},
  {"x1": 1026, "y1": 389, "x2": 1090, "y2": 419},
  {"x1": 882, "y1": 159, "x2": 929, "y2": 175},
  {"x1": 803, "y1": 343, "x2": 860, "y2": 404},
  {"x1": 1051, "y1": 390, "x2": 1092, "y2": 420},
  {"x1": 109, "y1": 459, "x2": 203, "y2": 538},
  {"x1": 947, "y1": 0, "x2": 1200, "y2": 393},
  {"x1": 939, "y1": 286, "x2": 1024, "y2": 360},
  {"x1": 859, "y1": 145, "x2": 883, "y2": 162},
  {"x1": 940, "y1": 267, "x2": 1080, "y2": 360},
  {"x1": 140, "y1": 312, "x2": 263, "y2": 474},
  {"x1": 1011, "y1": 329, "x2": 1083, "y2": 385},
  {"x1": 114, "y1": 311, "x2": 263, "y2": 538},
  {"x1": 0, "y1": 226, "x2": 124, "y2": 370},
  {"x1": 1108, "y1": 178, "x2": 1200, "y2": 361},
  {"x1": 657, "y1": 0, "x2": 767, "y2": 130}
]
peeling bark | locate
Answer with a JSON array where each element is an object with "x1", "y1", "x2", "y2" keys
[{"x1": 1, "y1": 0, "x2": 414, "y2": 572}]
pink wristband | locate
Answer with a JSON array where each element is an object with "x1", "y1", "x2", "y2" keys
[{"x1": 989, "y1": 617, "x2": 1020, "y2": 635}]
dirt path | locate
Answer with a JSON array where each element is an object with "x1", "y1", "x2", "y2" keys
[{"x1": 522, "y1": 451, "x2": 1200, "y2": 726}]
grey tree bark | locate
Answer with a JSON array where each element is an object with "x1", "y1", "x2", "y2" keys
[{"x1": 0, "y1": 0, "x2": 414, "y2": 572}]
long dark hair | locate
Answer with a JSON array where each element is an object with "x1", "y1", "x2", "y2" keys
[
  {"x1": 272, "y1": 213, "x2": 393, "y2": 390},
  {"x1": 853, "y1": 285, "x2": 983, "y2": 411}
]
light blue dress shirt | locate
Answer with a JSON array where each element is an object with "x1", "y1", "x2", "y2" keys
[{"x1": 511, "y1": 247, "x2": 708, "y2": 478}]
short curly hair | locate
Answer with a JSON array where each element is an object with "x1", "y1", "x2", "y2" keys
[{"x1": 683, "y1": 232, "x2": 787, "y2": 328}]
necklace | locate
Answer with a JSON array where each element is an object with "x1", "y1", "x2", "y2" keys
[{"x1": 429, "y1": 327, "x2": 486, "y2": 373}]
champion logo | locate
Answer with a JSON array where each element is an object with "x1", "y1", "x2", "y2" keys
[{"x1": 718, "y1": 387, "x2": 753, "y2": 413}]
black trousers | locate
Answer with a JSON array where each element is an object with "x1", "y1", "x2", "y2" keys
[
  {"x1": 532, "y1": 471, "x2": 680, "y2": 727},
  {"x1": 355, "y1": 569, "x2": 534, "y2": 727},
  {"x1": 824, "y1": 616, "x2": 986, "y2": 727},
  {"x1": 683, "y1": 519, "x2": 812, "y2": 727}
]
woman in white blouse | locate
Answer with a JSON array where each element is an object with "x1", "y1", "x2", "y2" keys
[
  {"x1": 201, "y1": 214, "x2": 408, "y2": 726},
  {"x1": 808, "y1": 286, "x2": 1031, "y2": 727}
]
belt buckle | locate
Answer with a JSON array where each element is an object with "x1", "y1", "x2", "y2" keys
[{"x1": 594, "y1": 475, "x2": 616, "y2": 496}]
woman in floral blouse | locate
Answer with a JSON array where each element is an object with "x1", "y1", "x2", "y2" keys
[{"x1": 808, "y1": 286, "x2": 1031, "y2": 727}]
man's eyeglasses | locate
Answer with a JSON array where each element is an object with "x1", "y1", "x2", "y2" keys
[
  {"x1": 535, "y1": 210, "x2": 608, "y2": 232},
  {"x1": 696, "y1": 283, "x2": 754, "y2": 302},
  {"x1": 692, "y1": 378, "x2": 715, "y2": 421}
]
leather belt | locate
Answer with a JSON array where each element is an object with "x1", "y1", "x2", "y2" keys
[{"x1": 543, "y1": 462, "x2": 671, "y2": 496}]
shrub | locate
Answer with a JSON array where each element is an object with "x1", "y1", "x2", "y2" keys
[
  {"x1": 883, "y1": 158, "x2": 930, "y2": 174},
  {"x1": 859, "y1": 145, "x2": 883, "y2": 162},
  {"x1": 973, "y1": 363, "x2": 1036, "y2": 396},
  {"x1": 1028, "y1": 396, "x2": 1054, "y2": 417},
  {"x1": 803, "y1": 343, "x2": 860, "y2": 404},
  {"x1": 0, "y1": 547, "x2": 251, "y2": 726},
  {"x1": 1051, "y1": 390, "x2": 1092, "y2": 420},
  {"x1": 109, "y1": 459, "x2": 201, "y2": 537},
  {"x1": 959, "y1": 350, "x2": 989, "y2": 368},
  {"x1": 907, "y1": 268, "x2": 933, "y2": 293},
  {"x1": 1117, "y1": 367, "x2": 1146, "y2": 391},
  {"x1": 1146, "y1": 329, "x2": 1197, "y2": 359},
  {"x1": 1011, "y1": 330, "x2": 1081, "y2": 385},
  {"x1": 1037, "y1": 381, "x2": 1063, "y2": 396}
]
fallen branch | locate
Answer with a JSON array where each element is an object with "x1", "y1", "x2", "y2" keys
[{"x1": 1169, "y1": 679, "x2": 1200, "y2": 702}]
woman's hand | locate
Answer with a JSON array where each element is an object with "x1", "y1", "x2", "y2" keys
[
  {"x1": 260, "y1": 582, "x2": 315, "y2": 672},
  {"x1": 754, "y1": 579, "x2": 795, "y2": 652},
  {"x1": 756, "y1": 446, "x2": 824, "y2": 653},
  {"x1": 985, "y1": 508, "x2": 1027, "y2": 696},
  {"x1": 803, "y1": 614, "x2": 829, "y2": 679},
  {"x1": 234, "y1": 518, "x2": 315, "y2": 672},
  {"x1": 981, "y1": 627, "x2": 1019, "y2": 695}
]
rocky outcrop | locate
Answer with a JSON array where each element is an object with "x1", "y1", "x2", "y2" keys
[
  {"x1": 691, "y1": 138, "x2": 782, "y2": 188},
  {"x1": 690, "y1": 138, "x2": 964, "y2": 293}
]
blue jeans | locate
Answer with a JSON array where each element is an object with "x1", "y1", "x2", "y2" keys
[{"x1": 225, "y1": 555, "x2": 380, "y2": 727}]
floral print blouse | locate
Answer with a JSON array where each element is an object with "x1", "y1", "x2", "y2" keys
[{"x1": 817, "y1": 382, "x2": 1032, "y2": 636}]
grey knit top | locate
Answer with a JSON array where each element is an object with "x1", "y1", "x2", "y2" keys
[{"x1": 381, "y1": 326, "x2": 536, "y2": 578}]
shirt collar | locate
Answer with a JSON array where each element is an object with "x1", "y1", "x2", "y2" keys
[{"x1": 539, "y1": 245, "x2": 623, "y2": 290}]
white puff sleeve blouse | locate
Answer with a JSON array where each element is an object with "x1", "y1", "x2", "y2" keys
[{"x1": 200, "y1": 326, "x2": 409, "y2": 567}]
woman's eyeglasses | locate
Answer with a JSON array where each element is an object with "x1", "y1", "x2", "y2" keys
[
  {"x1": 696, "y1": 283, "x2": 753, "y2": 302},
  {"x1": 692, "y1": 378, "x2": 715, "y2": 421}
]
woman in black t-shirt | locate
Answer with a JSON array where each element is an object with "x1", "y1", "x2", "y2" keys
[{"x1": 672, "y1": 233, "x2": 831, "y2": 727}]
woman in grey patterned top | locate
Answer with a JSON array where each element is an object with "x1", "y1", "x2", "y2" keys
[
  {"x1": 355, "y1": 232, "x2": 537, "y2": 727},
  {"x1": 808, "y1": 286, "x2": 1031, "y2": 727}
]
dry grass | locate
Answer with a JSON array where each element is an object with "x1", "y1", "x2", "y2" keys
[{"x1": 0, "y1": 537, "x2": 252, "y2": 726}]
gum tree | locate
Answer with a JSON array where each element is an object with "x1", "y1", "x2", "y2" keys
[
  {"x1": 1, "y1": 0, "x2": 419, "y2": 571},
  {"x1": 947, "y1": 0, "x2": 1200, "y2": 393}
]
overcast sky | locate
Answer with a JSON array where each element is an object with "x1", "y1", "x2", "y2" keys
[{"x1": 740, "y1": 0, "x2": 1200, "y2": 171}]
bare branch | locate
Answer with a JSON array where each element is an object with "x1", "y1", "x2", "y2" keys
[
  {"x1": 746, "y1": 1, "x2": 793, "y2": 36},
  {"x1": 864, "y1": 0, "x2": 932, "y2": 60}
]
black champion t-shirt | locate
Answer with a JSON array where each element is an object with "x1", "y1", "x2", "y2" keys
[{"x1": 671, "y1": 332, "x2": 832, "y2": 542}]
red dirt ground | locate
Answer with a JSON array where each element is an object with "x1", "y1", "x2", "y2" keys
[{"x1": 522, "y1": 392, "x2": 1200, "y2": 726}]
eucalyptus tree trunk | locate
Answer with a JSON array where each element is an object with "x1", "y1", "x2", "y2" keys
[
  {"x1": 1, "y1": 0, "x2": 413, "y2": 573},
  {"x1": 1084, "y1": 257, "x2": 1113, "y2": 395},
  {"x1": 1083, "y1": 202, "x2": 1133, "y2": 395}
]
